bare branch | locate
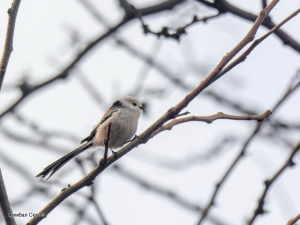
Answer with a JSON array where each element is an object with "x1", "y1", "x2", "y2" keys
[
  {"x1": 0, "y1": 0, "x2": 21, "y2": 91},
  {"x1": 89, "y1": 197, "x2": 108, "y2": 225},
  {"x1": 76, "y1": 70, "x2": 108, "y2": 109},
  {"x1": 262, "y1": 0, "x2": 268, "y2": 9},
  {"x1": 131, "y1": 4, "x2": 220, "y2": 41},
  {"x1": 213, "y1": 8, "x2": 300, "y2": 83},
  {"x1": 151, "y1": 110, "x2": 272, "y2": 138},
  {"x1": 248, "y1": 141, "x2": 300, "y2": 225},
  {"x1": 136, "y1": 136, "x2": 236, "y2": 170},
  {"x1": 287, "y1": 214, "x2": 300, "y2": 225},
  {"x1": 197, "y1": 0, "x2": 300, "y2": 54},
  {"x1": 112, "y1": 165, "x2": 228, "y2": 225},
  {"x1": 0, "y1": 169, "x2": 17, "y2": 225}
]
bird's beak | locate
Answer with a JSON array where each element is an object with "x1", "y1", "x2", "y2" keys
[{"x1": 140, "y1": 105, "x2": 144, "y2": 110}]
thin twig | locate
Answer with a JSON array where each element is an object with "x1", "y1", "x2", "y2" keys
[
  {"x1": 262, "y1": 0, "x2": 268, "y2": 9},
  {"x1": 131, "y1": 4, "x2": 220, "y2": 41},
  {"x1": 151, "y1": 110, "x2": 272, "y2": 138},
  {"x1": 112, "y1": 165, "x2": 227, "y2": 225},
  {"x1": 0, "y1": 169, "x2": 17, "y2": 225},
  {"x1": 76, "y1": 70, "x2": 108, "y2": 109},
  {"x1": 0, "y1": 0, "x2": 21, "y2": 91},
  {"x1": 197, "y1": 0, "x2": 300, "y2": 54},
  {"x1": 88, "y1": 182, "x2": 108, "y2": 225},
  {"x1": 248, "y1": 141, "x2": 300, "y2": 225},
  {"x1": 90, "y1": 198, "x2": 108, "y2": 225},
  {"x1": 287, "y1": 214, "x2": 300, "y2": 225},
  {"x1": 136, "y1": 136, "x2": 236, "y2": 170},
  {"x1": 213, "y1": 7, "x2": 300, "y2": 83}
]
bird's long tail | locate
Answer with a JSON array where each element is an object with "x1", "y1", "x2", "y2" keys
[{"x1": 36, "y1": 142, "x2": 93, "y2": 180}]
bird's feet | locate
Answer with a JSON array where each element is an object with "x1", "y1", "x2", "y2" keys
[
  {"x1": 131, "y1": 135, "x2": 140, "y2": 141},
  {"x1": 124, "y1": 135, "x2": 140, "y2": 145},
  {"x1": 110, "y1": 148, "x2": 118, "y2": 158}
]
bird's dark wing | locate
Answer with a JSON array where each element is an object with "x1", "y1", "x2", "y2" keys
[
  {"x1": 80, "y1": 100, "x2": 122, "y2": 144},
  {"x1": 80, "y1": 124, "x2": 100, "y2": 144}
]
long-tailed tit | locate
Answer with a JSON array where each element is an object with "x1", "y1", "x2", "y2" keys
[{"x1": 36, "y1": 96, "x2": 144, "y2": 180}]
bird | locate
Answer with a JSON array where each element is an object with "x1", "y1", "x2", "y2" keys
[{"x1": 36, "y1": 96, "x2": 144, "y2": 180}]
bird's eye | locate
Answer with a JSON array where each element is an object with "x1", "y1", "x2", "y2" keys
[{"x1": 133, "y1": 103, "x2": 137, "y2": 106}]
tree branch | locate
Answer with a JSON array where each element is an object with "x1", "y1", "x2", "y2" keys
[
  {"x1": 213, "y1": 7, "x2": 300, "y2": 83},
  {"x1": 287, "y1": 214, "x2": 300, "y2": 225},
  {"x1": 151, "y1": 110, "x2": 272, "y2": 138},
  {"x1": 197, "y1": 0, "x2": 300, "y2": 54},
  {"x1": 248, "y1": 141, "x2": 300, "y2": 225},
  {"x1": 112, "y1": 164, "x2": 228, "y2": 225},
  {"x1": 131, "y1": 4, "x2": 220, "y2": 41},
  {"x1": 262, "y1": 0, "x2": 268, "y2": 9},
  {"x1": 0, "y1": 0, "x2": 21, "y2": 91},
  {"x1": 0, "y1": 169, "x2": 17, "y2": 225}
]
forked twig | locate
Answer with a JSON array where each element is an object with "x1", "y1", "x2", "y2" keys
[
  {"x1": 248, "y1": 141, "x2": 300, "y2": 224},
  {"x1": 287, "y1": 214, "x2": 300, "y2": 225},
  {"x1": 151, "y1": 110, "x2": 272, "y2": 138}
]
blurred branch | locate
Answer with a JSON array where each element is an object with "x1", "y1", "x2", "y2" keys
[
  {"x1": 131, "y1": 4, "x2": 220, "y2": 41},
  {"x1": 197, "y1": 64, "x2": 300, "y2": 225},
  {"x1": 72, "y1": 201, "x2": 91, "y2": 225},
  {"x1": 89, "y1": 197, "x2": 108, "y2": 225},
  {"x1": 0, "y1": 0, "x2": 185, "y2": 119},
  {"x1": 0, "y1": 169, "x2": 16, "y2": 225},
  {"x1": 76, "y1": 70, "x2": 108, "y2": 109},
  {"x1": 0, "y1": 19, "x2": 126, "y2": 119},
  {"x1": 135, "y1": 136, "x2": 236, "y2": 170},
  {"x1": 0, "y1": 149, "x2": 98, "y2": 225},
  {"x1": 130, "y1": 40, "x2": 162, "y2": 97},
  {"x1": 79, "y1": 0, "x2": 170, "y2": 100},
  {"x1": 13, "y1": 112, "x2": 81, "y2": 143},
  {"x1": 197, "y1": 0, "x2": 300, "y2": 54},
  {"x1": 248, "y1": 141, "x2": 300, "y2": 225},
  {"x1": 204, "y1": 90, "x2": 256, "y2": 115},
  {"x1": 0, "y1": 126, "x2": 71, "y2": 154},
  {"x1": 117, "y1": 38, "x2": 190, "y2": 89},
  {"x1": 0, "y1": 0, "x2": 21, "y2": 91},
  {"x1": 112, "y1": 164, "x2": 227, "y2": 225},
  {"x1": 262, "y1": 0, "x2": 268, "y2": 9},
  {"x1": 27, "y1": 2, "x2": 280, "y2": 224},
  {"x1": 0, "y1": 148, "x2": 36, "y2": 182},
  {"x1": 287, "y1": 214, "x2": 300, "y2": 225},
  {"x1": 151, "y1": 110, "x2": 272, "y2": 138}
]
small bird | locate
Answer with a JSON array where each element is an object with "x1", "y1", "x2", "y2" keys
[{"x1": 36, "y1": 96, "x2": 144, "y2": 180}]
